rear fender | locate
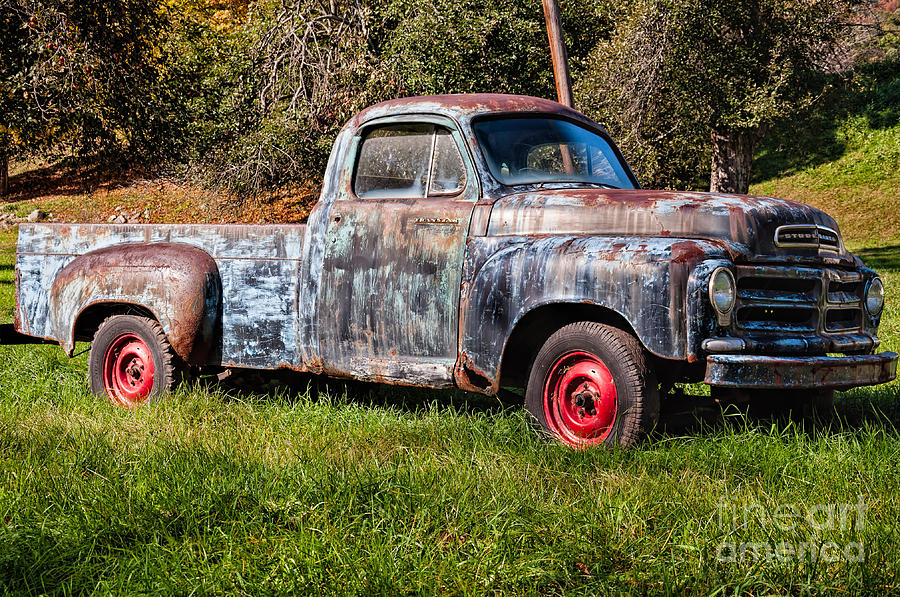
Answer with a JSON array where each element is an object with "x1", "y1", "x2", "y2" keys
[{"x1": 49, "y1": 243, "x2": 222, "y2": 364}]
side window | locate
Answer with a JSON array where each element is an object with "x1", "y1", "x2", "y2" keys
[
  {"x1": 354, "y1": 123, "x2": 466, "y2": 199},
  {"x1": 428, "y1": 129, "x2": 466, "y2": 195}
]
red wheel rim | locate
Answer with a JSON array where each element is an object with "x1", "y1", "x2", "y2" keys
[
  {"x1": 543, "y1": 350, "x2": 617, "y2": 447},
  {"x1": 101, "y1": 333, "x2": 155, "y2": 407}
]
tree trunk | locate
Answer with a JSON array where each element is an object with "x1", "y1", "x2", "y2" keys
[
  {"x1": 709, "y1": 127, "x2": 761, "y2": 194},
  {"x1": 0, "y1": 150, "x2": 7, "y2": 198}
]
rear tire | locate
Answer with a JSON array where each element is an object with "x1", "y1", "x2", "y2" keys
[
  {"x1": 525, "y1": 322, "x2": 659, "y2": 448},
  {"x1": 89, "y1": 315, "x2": 178, "y2": 407}
]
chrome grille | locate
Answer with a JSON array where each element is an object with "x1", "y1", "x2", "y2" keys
[
  {"x1": 817, "y1": 227, "x2": 840, "y2": 251},
  {"x1": 774, "y1": 225, "x2": 841, "y2": 252},
  {"x1": 734, "y1": 265, "x2": 863, "y2": 334}
]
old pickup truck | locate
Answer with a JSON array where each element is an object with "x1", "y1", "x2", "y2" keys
[{"x1": 1, "y1": 94, "x2": 896, "y2": 447}]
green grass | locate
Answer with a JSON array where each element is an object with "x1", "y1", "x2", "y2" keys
[
  {"x1": 750, "y1": 117, "x2": 900, "y2": 245},
  {"x1": 1, "y1": 232, "x2": 900, "y2": 594},
  {"x1": 1, "y1": 228, "x2": 15, "y2": 326},
  {"x1": 750, "y1": 62, "x2": 900, "y2": 245},
  {"x1": 1, "y1": 354, "x2": 900, "y2": 594}
]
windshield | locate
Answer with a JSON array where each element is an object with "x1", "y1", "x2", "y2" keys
[{"x1": 473, "y1": 117, "x2": 636, "y2": 189}]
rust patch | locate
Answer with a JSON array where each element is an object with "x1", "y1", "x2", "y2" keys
[
  {"x1": 355, "y1": 93, "x2": 590, "y2": 126},
  {"x1": 49, "y1": 243, "x2": 221, "y2": 364},
  {"x1": 670, "y1": 241, "x2": 709, "y2": 265},
  {"x1": 454, "y1": 352, "x2": 496, "y2": 394}
]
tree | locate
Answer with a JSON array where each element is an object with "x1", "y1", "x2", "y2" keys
[
  {"x1": 200, "y1": 0, "x2": 613, "y2": 195},
  {"x1": 0, "y1": 5, "x2": 33, "y2": 196},
  {"x1": 374, "y1": 0, "x2": 610, "y2": 99},
  {"x1": 0, "y1": 0, "x2": 188, "y2": 196},
  {"x1": 577, "y1": 0, "x2": 862, "y2": 193}
]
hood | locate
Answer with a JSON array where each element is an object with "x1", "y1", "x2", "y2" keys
[{"x1": 486, "y1": 188, "x2": 849, "y2": 261}]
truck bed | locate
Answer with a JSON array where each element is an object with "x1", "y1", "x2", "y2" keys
[{"x1": 16, "y1": 223, "x2": 307, "y2": 368}]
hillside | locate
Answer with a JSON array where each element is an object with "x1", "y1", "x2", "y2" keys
[
  {"x1": 750, "y1": 63, "x2": 900, "y2": 247},
  {"x1": 751, "y1": 115, "x2": 900, "y2": 247}
]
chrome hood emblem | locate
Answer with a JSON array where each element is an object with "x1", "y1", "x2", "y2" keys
[{"x1": 774, "y1": 225, "x2": 841, "y2": 252}]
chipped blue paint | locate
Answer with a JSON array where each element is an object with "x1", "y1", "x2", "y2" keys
[{"x1": 17, "y1": 223, "x2": 305, "y2": 368}]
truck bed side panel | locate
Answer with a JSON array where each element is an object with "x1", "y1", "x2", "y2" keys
[{"x1": 16, "y1": 223, "x2": 306, "y2": 369}]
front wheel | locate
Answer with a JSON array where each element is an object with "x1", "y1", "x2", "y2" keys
[
  {"x1": 89, "y1": 315, "x2": 179, "y2": 407},
  {"x1": 525, "y1": 322, "x2": 659, "y2": 448}
]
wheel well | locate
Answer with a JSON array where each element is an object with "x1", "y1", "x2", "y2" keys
[
  {"x1": 498, "y1": 303, "x2": 640, "y2": 390},
  {"x1": 73, "y1": 303, "x2": 158, "y2": 343}
]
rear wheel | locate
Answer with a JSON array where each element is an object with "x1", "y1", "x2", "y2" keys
[
  {"x1": 525, "y1": 322, "x2": 659, "y2": 448},
  {"x1": 89, "y1": 315, "x2": 178, "y2": 407}
]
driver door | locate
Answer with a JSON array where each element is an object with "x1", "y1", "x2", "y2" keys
[{"x1": 317, "y1": 117, "x2": 478, "y2": 385}]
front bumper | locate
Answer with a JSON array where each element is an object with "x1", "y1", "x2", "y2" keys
[{"x1": 705, "y1": 351, "x2": 898, "y2": 389}]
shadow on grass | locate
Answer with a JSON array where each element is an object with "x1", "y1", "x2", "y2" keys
[
  {"x1": 854, "y1": 245, "x2": 900, "y2": 272},
  {"x1": 210, "y1": 368, "x2": 900, "y2": 443},
  {"x1": 656, "y1": 383, "x2": 900, "y2": 440},
  {"x1": 3, "y1": 158, "x2": 144, "y2": 203},
  {"x1": 210, "y1": 368, "x2": 511, "y2": 417}
]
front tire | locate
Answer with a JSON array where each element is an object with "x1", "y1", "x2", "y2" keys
[
  {"x1": 525, "y1": 322, "x2": 659, "y2": 448},
  {"x1": 89, "y1": 315, "x2": 178, "y2": 407}
]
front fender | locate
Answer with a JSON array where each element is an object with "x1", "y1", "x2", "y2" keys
[
  {"x1": 49, "y1": 243, "x2": 222, "y2": 364},
  {"x1": 457, "y1": 236, "x2": 730, "y2": 389}
]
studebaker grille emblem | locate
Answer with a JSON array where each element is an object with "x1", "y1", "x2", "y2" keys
[{"x1": 774, "y1": 225, "x2": 840, "y2": 252}]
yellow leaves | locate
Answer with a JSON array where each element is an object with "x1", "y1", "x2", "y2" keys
[
  {"x1": 211, "y1": 9, "x2": 241, "y2": 32},
  {"x1": 163, "y1": 0, "x2": 249, "y2": 32}
]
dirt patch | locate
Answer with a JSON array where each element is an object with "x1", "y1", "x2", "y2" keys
[{"x1": 2, "y1": 160, "x2": 321, "y2": 225}]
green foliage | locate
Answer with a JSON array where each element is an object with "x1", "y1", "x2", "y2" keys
[
  {"x1": 577, "y1": 0, "x2": 862, "y2": 190},
  {"x1": 3, "y1": 0, "x2": 894, "y2": 197},
  {"x1": 185, "y1": 0, "x2": 384, "y2": 194},
  {"x1": 754, "y1": 60, "x2": 900, "y2": 183},
  {"x1": 0, "y1": 0, "x2": 192, "y2": 164},
  {"x1": 374, "y1": 0, "x2": 607, "y2": 98},
  {"x1": 192, "y1": 0, "x2": 612, "y2": 196},
  {"x1": 874, "y1": 6, "x2": 900, "y2": 62}
]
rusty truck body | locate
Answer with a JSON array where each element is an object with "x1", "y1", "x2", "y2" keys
[{"x1": 2, "y1": 94, "x2": 896, "y2": 447}]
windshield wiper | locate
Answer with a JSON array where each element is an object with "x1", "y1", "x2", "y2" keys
[{"x1": 534, "y1": 181, "x2": 620, "y2": 190}]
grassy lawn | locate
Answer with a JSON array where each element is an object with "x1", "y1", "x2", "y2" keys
[
  {"x1": 751, "y1": 115, "x2": 900, "y2": 246},
  {"x1": 2, "y1": 226, "x2": 899, "y2": 594},
  {"x1": 0, "y1": 228, "x2": 15, "y2": 326}
]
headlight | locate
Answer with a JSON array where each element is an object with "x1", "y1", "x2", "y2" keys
[
  {"x1": 708, "y1": 267, "x2": 736, "y2": 321},
  {"x1": 865, "y1": 277, "x2": 884, "y2": 316}
]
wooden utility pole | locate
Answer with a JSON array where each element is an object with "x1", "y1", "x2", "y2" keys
[{"x1": 542, "y1": 0, "x2": 574, "y2": 108}]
